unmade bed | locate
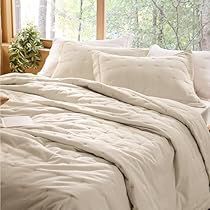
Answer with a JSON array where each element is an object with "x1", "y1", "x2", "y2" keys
[{"x1": 1, "y1": 73, "x2": 210, "y2": 210}]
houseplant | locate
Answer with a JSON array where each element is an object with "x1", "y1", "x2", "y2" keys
[{"x1": 9, "y1": 24, "x2": 43, "y2": 73}]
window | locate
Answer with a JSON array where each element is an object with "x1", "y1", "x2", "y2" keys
[
  {"x1": 13, "y1": 0, "x2": 210, "y2": 50},
  {"x1": 106, "y1": 0, "x2": 210, "y2": 50},
  {"x1": 13, "y1": 0, "x2": 96, "y2": 41}
]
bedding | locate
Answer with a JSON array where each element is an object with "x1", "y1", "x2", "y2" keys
[
  {"x1": 39, "y1": 36, "x2": 133, "y2": 78},
  {"x1": 92, "y1": 50, "x2": 203, "y2": 107},
  {"x1": 194, "y1": 100, "x2": 210, "y2": 124},
  {"x1": 148, "y1": 44, "x2": 210, "y2": 100},
  {"x1": 39, "y1": 39, "x2": 65, "y2": 77},
  {"x1": 51, "y1": 41, "x2": 148, "y2": 79},
  {"x1": 1, "y1": 73, "x2": 210, "y2": 210}
]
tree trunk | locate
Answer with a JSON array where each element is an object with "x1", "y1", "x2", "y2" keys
[
  {"x1": 78, "y1": 0, "x2": 83, "y2": 41},
  {"x1": 134, "y1": 0, "x2": 140, "y2": 47},
  {"x1": 15, "y1": 0, "x2": 21, "y2": 33},
  {"x1": 152, "y1": 6, "x2": 158, "y2": 44},
  {"x1": 50, "y1": 0, "x2": 56, "y2": 39},
  {"x1": 200, "y1": 0, "x2": 210, "y2": 50},
  {"x1": 38, "y1": 0, "x2": 47, "y2": 38},
  {"x1": 157, "y1": 3, "x2": 164, "y2": 47}
]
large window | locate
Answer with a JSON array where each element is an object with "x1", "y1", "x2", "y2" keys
[
  {"x1": 13, "y1": 0, "x2": 96, "y2": 41},
  {"x1": 13, "y1": 0, "x2": 210, "y2": 50},
  {"x1": 106, "y1": 0, "x2": 210, "y2": 50}
]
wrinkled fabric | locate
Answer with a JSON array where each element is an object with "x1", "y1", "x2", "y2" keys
[{"x1": 1, "y1": 73, "x2": 210, "y2": 210}]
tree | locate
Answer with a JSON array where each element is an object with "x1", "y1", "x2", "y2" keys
[
  {"x1": 50, "y1": 0, "x2": 56, "y2": 39},
  {"x1": 105, "y1": 0, "x2": 209, "y2": 50},
  {"x1": 152, "y1": 5, "x2": 158, "y2": 44},
  {"x1": 38, "y1": 0, "x2": 47, "y2": 38},
  {"x1": 157, "y1": 1, "x2": 164, "y2": 47},
  {"x1": 200, "y1": 0, "x2": 210, "y2": 50},
  {"x1": 78, "y1": 0, "x2": 84, "y2": 41}
]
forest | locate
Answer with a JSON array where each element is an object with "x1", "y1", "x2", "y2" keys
[{"x1": 14, "y1": 0, "x2": 210, "y2": 50}]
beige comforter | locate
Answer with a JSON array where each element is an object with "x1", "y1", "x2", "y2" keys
[{"x1": 1, "y1": 73, "x2": 210, "y2": 210}]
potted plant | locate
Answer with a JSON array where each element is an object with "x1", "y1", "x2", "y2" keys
[{"x1": 9, "y1": 24, "x2": 43, "y2": 73}]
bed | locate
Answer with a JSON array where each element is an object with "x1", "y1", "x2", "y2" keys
[
  {"x1": 1, "y1": 73, "x2": 210, "y2": 210},
  {"x1": 1, "y1": 40, "x2": 210, "y2": 210}
]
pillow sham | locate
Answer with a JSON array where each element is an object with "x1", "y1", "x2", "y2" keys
[
  {"x1": 39, "y1": 36, "x2": 133, "y2": 77},
  {"x1": 92, "y1": 50, "x2": 204, "y2": 107},
  {"x1": 148, "y1": 44, "x2": 179, "y2": 56},
  {"x1": 148, "y1": 44, "x2": 210, "y2": 100},
  {"x1": 38, "y1": 39, "x2": 65, "y2": 77},
  {"x1": 51, "y1": 41, "x2": 148, "y2": 80}
]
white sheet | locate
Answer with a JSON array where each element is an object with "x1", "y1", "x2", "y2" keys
[{"x1": 1, "y1": 73, "x2": 210, "y2": 210}]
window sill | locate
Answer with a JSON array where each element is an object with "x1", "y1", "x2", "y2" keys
[{"x1": 2, "y1": 42, "x2": 50, "y2": 52}]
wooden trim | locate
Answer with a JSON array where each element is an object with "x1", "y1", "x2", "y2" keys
[
  {"x1": 5, "y1": 0, "x2": 106, "y2": 43},
  {"x1": 1, "y1": 0, "x2": 2, "y2": 71},
  {"x1": 96, "y1": 0, "x2": 105, "y2": 39},
  {"x1": 41, "y1": 39, "x2": 52, "y2": 49},
  {"x1": 1, "y1": 0, "x2": 14, "y2": 43}
]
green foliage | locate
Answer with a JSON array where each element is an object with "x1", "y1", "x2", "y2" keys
[
  {"x1": 54, "y1": 0, "x2": 96, "y2": 41},
  {"x1": 14, "y1": 0, "x2": 209, "y2": 50},
  {"x1": 106, "y1": 0, "x2": 206, "y2": 50},
  {"x1": 9, "y1": 24, "x2": 42, "y2": 73}
]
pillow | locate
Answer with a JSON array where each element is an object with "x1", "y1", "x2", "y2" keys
[
  {"x1": 39, "y1": 36, "x2": 133, "y2": 77},
  {"x1": 51, "y1": 41, "x2": 148, "y2": 80},
  {"x1": 39, "y1": 39, "x2": 65, "y2": 77},
  {"x1": 92, "y1": 50, "x2": 204, "y2": 107},
  {"x1": 191, "y1": 51, "x2": 210, "y2": 100},
  {"x1": 148, "y1": 45, "x2": 194, "y2": 79},
  {"x1": 148, "y1": 44, "x2": 179, "y2": 56},
  {"x1": 148, "y1": 44, "x2": 210, "y2": 100},
  {"x1": 84, "y1": 35, "x2": 133, "y2": 48},
  {"x1": 0, "y1": 96, "x2": 9, "y2": 106}
]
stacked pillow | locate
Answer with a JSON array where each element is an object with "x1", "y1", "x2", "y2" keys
[
  {"x1": 83, "y1": 35, "x2": 133, "y2": 48},
  {"x1": 39, "y1": 39, "x2": 208, "y2": 107},
  {"x1": 148, "y1": 44, "x2": 210, "y2": 100},
  {"x1": 39, "y1": 38, "x2": 148, "y2": 79},
  {"x1": 39, "y1": 35, "x2": 134, "y2": 77}
]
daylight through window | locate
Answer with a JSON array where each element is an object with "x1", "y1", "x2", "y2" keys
[
  {"x1": 13, "y1": 0, "x2": 96, "y2": 41},
  {"x1": 13, "y1": 0, "x2": 210, "y2": 50}
]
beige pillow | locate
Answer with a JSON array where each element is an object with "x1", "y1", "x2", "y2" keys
[
  {"x1": 51, "y1": 41, "x2": 148, "y2": 80},
  {"x1": 83, "y1": 35, "x2": 133, "y2": 48},
  {"x1": 39, "y1": 39, "x2": 66, "y2": 77},
  {"x1": 148, "y1": 44, "x2": 210, "y2": 100},
  {"x1": 39, "y1": 36, "x2": 134, "y2": 77},
  {"x1": 92, "y1": 51, "x2": 204, "y2": 107}
]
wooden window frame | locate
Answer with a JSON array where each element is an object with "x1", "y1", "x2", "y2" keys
[
  {"x1": 1, "y1": 0, "x2": 105, "y2": 48},
  {"x1": 96, "y1": 0, "x2": 105, "y2": 40},
  {"x1": 1, "y1": 0, "x2": 14, "y2": 43}
]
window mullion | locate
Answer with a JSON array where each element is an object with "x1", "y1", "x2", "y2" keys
[
  {"x1": 1, "y1": 0, "x2": 14, "y2": 43},
  {"x1": 96, "y1": 0, "x2": 105, "y2": 40}
]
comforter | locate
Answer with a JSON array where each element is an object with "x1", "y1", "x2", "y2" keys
[{"x1": 1, "y1": 73, "x2": 210, "y2": 210}]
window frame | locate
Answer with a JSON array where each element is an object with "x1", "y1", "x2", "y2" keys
[
  {"x1": 1, "y1": 0, "x2": 105, "y2": 46},
  {"x1": 1, "y1": 0, "x2": 14, "y2": 43}
]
